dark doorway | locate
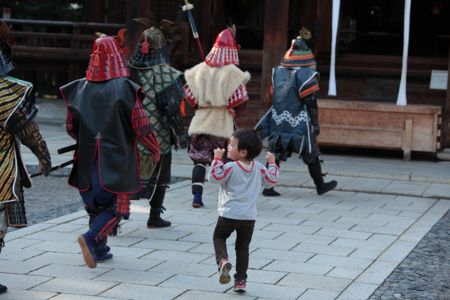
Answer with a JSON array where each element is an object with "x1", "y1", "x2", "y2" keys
[
  {"x1": 339, "y1": 0, "x2": 449, "y2": 57},
  {"x1": 223, "y1": 0, "x2": 265, "y2": 49}
]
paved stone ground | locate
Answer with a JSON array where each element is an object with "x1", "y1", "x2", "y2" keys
[
  {"x1": 2, "y1": 179, "x2": 450, "y2": 300},
  {"x1": 369, "y1": 210, "x2": 450, "y2": 300},
  {"x1": 2, "y1": 112, "x2": 447, "y2": 299}
]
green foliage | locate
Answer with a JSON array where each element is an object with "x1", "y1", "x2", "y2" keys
[{"x1": 1, "y1": 1, "x2": 84, "y2": 21}]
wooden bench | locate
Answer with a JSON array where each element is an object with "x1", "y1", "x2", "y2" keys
[{"x1": 317, "y1": 99, "x2": 442, "y2": 160}]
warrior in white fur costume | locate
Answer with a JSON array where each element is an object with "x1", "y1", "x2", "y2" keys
[{"x1": 184, "y1": 27, "x2": 250, "y2": 208}]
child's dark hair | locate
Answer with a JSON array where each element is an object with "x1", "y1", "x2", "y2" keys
[{"x1": 232, "y1": 128, "x2": 262, "y2": 160}]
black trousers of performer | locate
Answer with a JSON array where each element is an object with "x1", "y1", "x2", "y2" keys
[
  {"x1": 80, "y1": 161, "x2": 121, "y2": 245},
  {"x1": 269, "y1": 134, "x2": 336, "y2": 194},
  {"x1": 213, "y1": 216, "x2": 255, "y2": 281},
  {"x1": 147, "y1": 152, "x2": 172, "y2": 212},
  {"x1": 191, "y1": 163, "x2": 207, "y2": 195}
]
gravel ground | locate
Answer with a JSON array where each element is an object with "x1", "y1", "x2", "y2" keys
[
  {"x1": 22, "y1": 170, "x2": 187, "y2": 225},
  {"x1": 24, "y1": 174, "x2": 83, "y2": 225},
  {"x1": 369, "y1": 210, "x2": 450, "y2": 300}
]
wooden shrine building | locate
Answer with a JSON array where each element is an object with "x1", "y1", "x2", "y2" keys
[{"x1": 3, "y1": 0, "x2": 450, "y2": 158}]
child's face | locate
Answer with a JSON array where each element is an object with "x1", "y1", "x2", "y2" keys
[{"x1": 227, "y1": 136, "x2": 246, "y2": 161}]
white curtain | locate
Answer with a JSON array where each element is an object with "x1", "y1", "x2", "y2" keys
[
  {"x1": 396, "y1": 0, "x2": 412, "y2": 106},
  {"x1": 328, "y1": 0, "x2": 340, "y2": 96}
]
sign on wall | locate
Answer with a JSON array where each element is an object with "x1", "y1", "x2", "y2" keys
[{"x1": 430, "y1": 70, "x2": 448, "y2": 90}]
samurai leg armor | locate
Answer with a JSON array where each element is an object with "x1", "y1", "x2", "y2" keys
[
  {"x1": 191, "y1": 163, "x2": 206, "y2": 207},
  {"x1": 305, "y1": 95, "x2": 320, "y2": 136},
  {"x1": 85, "y1": 205, "x2": 108, "y2": 256},
  {"x1": 141, "y1": 152, "x2": 172, "y2": 202},
  {"x1": 78, "y1": 163, "x2": 121, "y2": 268},
  {"x1": 148, "y1": 185, "x2": 171, "y2": 228},
  {"x1": 305, "y1": 156, "x2": 337, "y2": 195},
  {"x1": 80, "y1": 192, "x2": 120, "y2": 268},
  {"x1": 192, "y1": 163, "x2": 207, "y2": 195},
  {"x1": 5, "y1": 170, "x2": 27, "y2": 228},
  {"x1": 82, "y1": 190, "x2": 121, "y2": 243},
  {"x1": 147, "y1": 153, "x2": 172, "y2": 228}
]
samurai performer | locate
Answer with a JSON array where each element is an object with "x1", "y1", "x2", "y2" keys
[
  {"x1": 256, "y1": 29, "x2": 337, "y2": 196},
  {"x1": 184, "y1": 27, "x2": 250, "y2": 208},
  {"x1": 60, "y1": 34, "x2": 160, "y2": 268},
  {"x1": 128, "y1": 25, "x2": 187, "y2": 228}
]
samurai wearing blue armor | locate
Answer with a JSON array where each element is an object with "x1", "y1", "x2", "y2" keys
[{"x1": 256, "y1": 30, "x2": 337, "y2": 196}]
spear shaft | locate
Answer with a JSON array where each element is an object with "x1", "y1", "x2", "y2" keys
[{"x1": 182, "y1": 0, "x2": 205, "y2": 60}]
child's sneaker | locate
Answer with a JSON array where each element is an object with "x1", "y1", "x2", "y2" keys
[
  {"x1": 234, "y1": 279, "x2": 246, "y2": 293},
  {"x1": 218, "y1": 258, "x2": 232, "y2": 284}
]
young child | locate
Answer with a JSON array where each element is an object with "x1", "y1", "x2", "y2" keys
[{"x1": 208, "y1": 128, "x2": 279, "y2": 293}]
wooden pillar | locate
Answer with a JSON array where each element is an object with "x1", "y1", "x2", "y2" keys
[
  {"x1": 260, "y1": 0, "x2": 289, "y2": 110},
  {"x1": 315, "y1": 0, "x2": 332, "y2": 58},
  {"x1": 126, "y1": 0, "x2": 152, "y2": 59},
  {"x1": 210, "y1": 0, "x2": 224, "y2": 41},
  {"x1": 195, "y1": 0, "x2": 213, "y2": 58},
  {"x1": 443, "y1": 40, "x2": 450, "y2": 147}
]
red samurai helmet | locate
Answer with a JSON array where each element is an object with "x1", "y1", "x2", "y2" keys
[
  {"x1": 204, "y1": 27, "x2": 239, "y2": 67},
  {"x1": 85, "y1": 35, "x2": 130, "y2": 81}
]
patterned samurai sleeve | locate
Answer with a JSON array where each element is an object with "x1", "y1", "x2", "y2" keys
[
  {"x1": 184, "y1": 83, "x2": 248, "y2": 111},
  {"x1": 65, "y1": 110, "x2": 78, "y2": 140},
  {"x1": 298, "y1": 74, "x2": 319, "y2": 99},
  {"x1": 132, "y1": 98, "x2": 160, "y2": 163},
  {"x1": 112, "y1": 99, "x2": 162, "y2": 221},
  {"x1": 226, "y1": 84, "x2": 249, "y2": 109},
  {"x1": 114, "y1": 193, "x2": 131, "y2": 219},
  {"x1": 183, "y1": 84, "x2": 197, "y2": 107},
  {"x1": 12, "y1": 110, "x2": 51, "y2": 174}
]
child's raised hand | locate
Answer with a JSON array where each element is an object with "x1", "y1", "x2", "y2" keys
[
  {"x1": 213, "y1": 148, "x2": 225, "y2": 159},
  {"x1": 266, "y1": 151, "x2": 276, "y2": 164}
]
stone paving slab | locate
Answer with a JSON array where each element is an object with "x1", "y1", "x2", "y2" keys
[
  {"x1": 382, "y1": 181, "x2": 431, "y2": 197},
  {"x1": 30, "y1": 278, "x2": 118, "y2": 296},
  {"x1": 423, "y1": 183, "x2": 450, "y2": 199},
  {"x1": 299, "y1": 289, "x2": 340, "y2": 300},
  {"x1": 337, "y1": 283, "x2": 378, "y2": 300},
  {"x1": 176, "y1": 290, "x2": 256, "y2": 299},
  {"x1": 0, "y1": 289, "x2": 57, "y2": 300}
]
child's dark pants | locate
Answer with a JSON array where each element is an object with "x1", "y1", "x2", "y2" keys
[{"x1": 213, "y1": 216, "x2": 255, "y2": 281}]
